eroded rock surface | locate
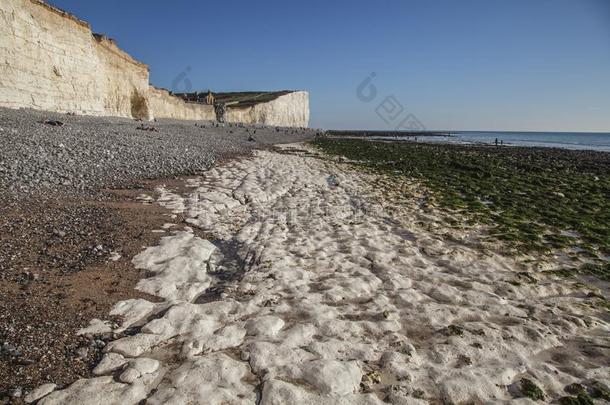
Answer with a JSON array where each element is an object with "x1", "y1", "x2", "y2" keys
[{"x1": 39, "y1": 144, "x2": 609, "y2": 404}]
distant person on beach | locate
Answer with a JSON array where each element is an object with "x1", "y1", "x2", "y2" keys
[{"x1": 495, "y1": 138, "x2": 499, "y2": 146}]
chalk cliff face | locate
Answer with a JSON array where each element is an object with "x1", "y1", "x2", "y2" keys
[
  {"x1": 0, "y1": 0, "x2": 102, "y2": 115},
  {"x1": 148, "y1": 87, "x2": 215, "y2": 121},
  {"x1": 0, "y1": 0, "x2": 309, "y2": 127},
  {"x1": 94, "y1": 35, "x2": 152, "y2": 120},
  {"x1": 225, "y1": 91, "x2": 310, "y2": 128},
  {"x1": 0, "y1": 0, "x2": 152, "y2": 120}
]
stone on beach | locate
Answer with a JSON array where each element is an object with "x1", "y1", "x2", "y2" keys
[
  {"x1": 24, "y1": 383, "x2": 56, "y2": 403},
  {"x1": 92, "y1": 353, "x2": 127, "y2": 376},
  {"x1": 245, "y1": 315, "x2": 285, "y2": 337}
]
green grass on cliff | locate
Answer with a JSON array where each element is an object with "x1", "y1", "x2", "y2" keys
[{"x1": 312, "y1": 138, "x2": 610, "y2": 280}]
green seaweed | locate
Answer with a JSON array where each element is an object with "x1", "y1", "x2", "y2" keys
[
  {"x1": 558, "y1": 395, "x2": 594, "y2": 405},
  {"x1": 560, "y1": 383, "x2": 596, "y2": 405},
  {"x1": 590, "y1": 381, "x2": 610, "y2": 401},
  {"x1": 312, "y1": 138, "x2": 610, "y2": 280},
  {"x1": 520, "y1": 378, "x2": 545, "y2": 401},
  {"x1": 564, "y1": 383, "x2": 587, "y2": 395},
  {"x1": 445, "y1": 324, "x2": 464, "y2": 336}
]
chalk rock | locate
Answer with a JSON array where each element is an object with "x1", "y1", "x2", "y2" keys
[
  {"x1": 261, "y1": 379, "x2": 383, "y2": 405},
  {"x1": 146, "y1": 353, "x2": 255, "y2": 404},
  {"x1": 109, "y1": 299, "x2": 156, "y2": 333},
  {"x1": 131, "y1": 357, "x2": 160, "y2": 375},
  {"x1": 119, "y1": 368, "x2": 141, "y2": 384},
  {"x1": 93, "y1": 353, "x2": 127, "y2": 376},
  {"x1": 246, "y1": 315, "x2": 285, "y2": 337},
  {"x1": 380, "y1": 352, "x2": 412, "y2": 380},
  {"x1": 182, "y1": 324, "x2": 246, "y2": 357},
  {"x1": 302, "y1": 359, "x2": 362, "y2": 396},
  {"x1": 119, "y1": 358, "x2": 160, "y2": 383},
  {"x1": 77, "y1": 319, "x2": 112, "y2": 335},
  {"x1": 248, "y1": 342, "x2": 316, "y2": 373},
  {"x1": 38, "y1": 376, "x2": 150, "y2": 405},
  {"x1": 104, "y1": 333, "x2": 164, "y2": 357},
  {"x1": 24, "y1": 383, "x2": 56, "y2": 403},
  {"x1": 132, "y1": 231, "x2": 216, "y2": 302}
]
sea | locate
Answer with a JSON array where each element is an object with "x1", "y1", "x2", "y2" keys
[{"x1": 370, "y1": 131, "x2": 610, "y2": 152}]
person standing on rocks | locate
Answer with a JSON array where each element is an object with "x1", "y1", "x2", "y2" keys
[{"x1": 214, "y1": 102, "x2": 226, "y2": 123}]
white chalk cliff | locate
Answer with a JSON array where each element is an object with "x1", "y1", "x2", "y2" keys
[{"x1": 0, "y1": 0, "x2": 309, "y2": 127}]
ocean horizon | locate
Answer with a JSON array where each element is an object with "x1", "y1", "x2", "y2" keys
[{"x1": 368, "y1": 131, "x2": 610, "y2": 152}]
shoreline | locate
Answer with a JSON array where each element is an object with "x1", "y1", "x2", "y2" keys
[
  {"x1": 329, "y1": 135, "x2": 610, "y2": 153},
  {"x1": 332, "y1": 135, "x2": 610, "y2": 152},
  {"x1": 325, "y1": 133, "x2": 610, "y2": 153}
]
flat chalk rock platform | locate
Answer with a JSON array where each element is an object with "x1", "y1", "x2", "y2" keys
[{"x1": 38, "y1": 144, "x2": 609, "y2": 404}]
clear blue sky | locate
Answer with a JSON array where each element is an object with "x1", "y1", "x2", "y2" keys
[{"x1": 48, "y1": 0, "x2": 610, "y2": 131}]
